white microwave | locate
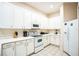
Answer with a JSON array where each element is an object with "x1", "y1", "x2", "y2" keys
[
  {"x1": 31, "y1": 24, "x2": 40, "y2": 29},
  {"x1": 33, "y1": 24, "x2": 39, "y2": 27}
]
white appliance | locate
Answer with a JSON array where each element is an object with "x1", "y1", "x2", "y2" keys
[
  {"x1": 28, "y1": 24, "x2": 40, "y2": 36},
  {"x1": 31, "y1": 24, "x2": 40, "y2": 29},
  {"x1": 28, "y1": 24, "x2": 44, "y2": 53},
  {"x1": 64, "y1": 22, "x2": 69, "y2": 53},
  {"x1": 34, "y1": 35, "x2": 44, "y2": 53},
  {"x1": 64, "y1": 19, "x2": 78, "y2": 56},
  {"x1": 29, "y1": 32, "x2": 44, "y2": 53}
]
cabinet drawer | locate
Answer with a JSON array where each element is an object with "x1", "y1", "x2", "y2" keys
[
  {"x1": 2, "y1": 42, "x2": 15, "y2": 48},
  {"x1": 27, "y1": 39, "x2": 34, "y2": 43},
  {"x1": 15, "y1": 40, "x2": 26, "y2": 45}
]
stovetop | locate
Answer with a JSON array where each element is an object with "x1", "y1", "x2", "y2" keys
[{"x1": 32, "y1": 35, "x2": 42, "y2": 37}]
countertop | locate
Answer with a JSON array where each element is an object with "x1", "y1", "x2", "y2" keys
[
  {"x1": 42, "y1": 33, "x2": 60, "y2": 36},
  {"x1": 0, "y1": 36, "x2": 34, "y2": 44},
  {"x1": 0, "y1": 33, "x2": 60, "y2": 44}
]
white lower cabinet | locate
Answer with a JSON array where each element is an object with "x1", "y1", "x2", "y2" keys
[
  {"x1": 15, "y1": 40, "x2": 27, "y2": 56},
  {"x1": 26, "y1": 39, "x2": 34, "y2": 55},
  {"x1": 43, "y1": 35, "x2": 50, "y2": 47},
  {"x1": 50, "y1": 35, "x2": 55, "y2": 44},
  {"x1": 54, "y1": 35, "x2": 60, "y2": 46},
  {"x1": 50, "y1": 34, "x2": 60, "y2": 46},
  {"x1": 2, "y1": 43, "x2": 15, "y2": 56},
  {"x1": 46, "y1": 35, "x2": 50, "y2": 45},
  {"x1": 1, "y1": 38, "x2": 34, "y2": 56},
  {"x1": 43, "y1": 36, "x2": 47, "y2": 47}
]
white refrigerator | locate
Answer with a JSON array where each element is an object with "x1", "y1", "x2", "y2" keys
[{"x1": 64, "y1": 19, "x2": 78, "y2": 56}]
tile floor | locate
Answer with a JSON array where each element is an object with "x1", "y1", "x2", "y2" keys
[{"x1": 32, "y1": 45, "x2": 68, "y2": 56}]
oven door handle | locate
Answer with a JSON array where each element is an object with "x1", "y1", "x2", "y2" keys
[{"x1": 38, "y1": 39, "x2": 42, "y2": 42}]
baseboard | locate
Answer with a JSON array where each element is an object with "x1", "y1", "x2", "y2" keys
[
  {"x1": 34, "y1": 48, "x2": 44, "y2": 54},
  {"x1": 28, "y1": 52, "x2": 35, "y2": 56},
  {"x1": 44, "y1": 43, "x2": 51, "y2": 48},
  {"x1": 63, "y1": 51, "x2": 71, "y2": 56}
]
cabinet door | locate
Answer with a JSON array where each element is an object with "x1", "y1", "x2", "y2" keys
[
  {"x1": 13, "y1": 5, "x2": 24, "y2": 28},
  {"x1": 40, "y1": 17, "x2": 48, "y2": 29},
  {"x1": 0, "y1": 3, "x2": 14, "y2": 28},
  {"x1": 40, "y1": 19, "x2": 46, "y2": 29},
  {"x1": 47, "y1": 35, "x2": 50, "y2": 45},
  {"x1": 15, "y1": 40, "x2": 27, "y2": 56},
  {"x1": 55, "y1": 35, "x2": 60, "y2": 46},
  {"x1": 63, "y1": 22, "x2": 69, "y2": 53},
  {"x1": 24, "y1": 9, "x2": 32, "y2": 29},
  {"x1": 42, "y1": 36, "x2": 47, "y2": 47},
  {"x1": 50, "y1": 35, "x2": 54, "y2": 44},
  {"x1": 50, "y1": 34, "x2": 60, "y2": 46},
  {"x1": 2, "y1": 43, "x2": 15, "y2": 56},
  {"x1": 48, "y1": 16, "x2": 61, "y2": 29},
  {"x1": 27, "y1": 39, "x2": 34, "y2": 55},
  {"x1": 68, "y1": 20, "x2": 78, "y2": 56},
  {"x1": 43, "y1": 36, "x2": 49, "y2": 47},
  {"x1": 31, "y1": 11, "x2": 41, "y2": 27}
]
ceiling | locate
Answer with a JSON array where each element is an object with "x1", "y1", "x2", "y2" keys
[{"x1": 24, "y1": 2, "x2": 63, "y2": 15}]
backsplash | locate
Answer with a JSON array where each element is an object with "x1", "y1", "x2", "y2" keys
[
  {"x1": 0, "y1": 29, "x2": 60, "y2": 39},
  {"x1": 0, "y1": 29, "x2": 23, "y2": 39}
]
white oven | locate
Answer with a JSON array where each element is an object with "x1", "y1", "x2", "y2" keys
[
  {"x1": 34, "y1": 36, "x2": 43, "y2": 48},
  {"x1": 33, "y1": 35, "x2": 44, "y2": 53}
]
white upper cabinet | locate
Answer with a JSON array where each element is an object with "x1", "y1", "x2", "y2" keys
[
  {"x1": 23, "y1": 9, "x2": 32, "y2": 29},
  {"x1": 0, "y1": 3, "x2": 49, "y2": 29},
  {"x1": 31, "y1": 11, "x2": 40, "y2": 25},
  {"x1": 0, "y1": 3, "x2": 14, "y2": 28},
  {"x1": 31, "y1": 11, "x2": 48, "y2": 29},
  {"x1": 13, "y1": 5, "x2": 24, "y2": 29},
  {"x1": 48, "y1": 16, "x2": 61, "y2": 29},
  {"x1": 40, "y1": 17, "x2": 48, "y2": 29}
]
